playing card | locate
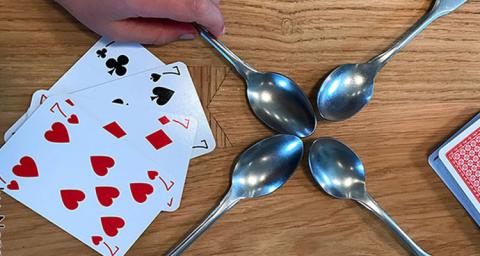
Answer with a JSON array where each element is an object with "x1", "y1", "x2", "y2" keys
[
  {"x1": 0, "y1": 95, "x2": 177, "y2": 255},
  {"x1": 72, "y1": 62, "x2": 216, "y2": 158},
  {"x1": 428, "y1": 113, "x2": 480, "y2": 226},
  {"x1": 4, "y1": 37, "x2": 164, "y2": 142},
  {"x1": 71, "y1": 95, "x2": 198, "y2": 211},
  {"x1": 436, "y1": 114, "x2": 480, "y2": 225}
]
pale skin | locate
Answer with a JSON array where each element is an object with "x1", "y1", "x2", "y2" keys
[{"x1": 55, "y1": 0, "x2": 224, "y2": 45}]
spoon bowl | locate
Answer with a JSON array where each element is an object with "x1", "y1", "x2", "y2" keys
[
  {"x1": 167, "y1": 134, "x2": 303, "y2": 255},
  {"x1": 317, "y1": 64, "x2": 375, "y2": 122},
  {"x1": 308, "y1": 137, "x2": 430, "y2": 256},
  {"x1": 308, "y1": 137, "x2": 367, "y2": 200},
  {"x1": 195, "y1": 24, "x2": 317, "y2": 137},
  {"x1": 247, "y1": 72, "x2": 317, "y2": 137},
  {"x1": 232, "y1": 133, "x2": 304, "y2": 198},
  {"x1": 317, "y1": 0, "x2": 468, "y2": 121}
]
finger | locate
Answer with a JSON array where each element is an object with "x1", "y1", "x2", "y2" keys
[
  {"x1": 106, "y1": 18, "x2": 197, "y2": 45},
  {"x1": 210, "y1": 0, "x2": 221, "y2": 6},
  {"x1": 125, "y1": 0, "x2": 224, "y2": 36}
]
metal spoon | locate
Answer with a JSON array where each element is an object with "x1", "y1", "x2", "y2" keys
[
  {"x1": 308, "y1": 138, "x2": 430, "y2": 256},
  {"x1": 166, "y1": 134, "x2": 304, "y2": 255},
  {"x1": 317, "y1": 0, "x2": 468, "y2": 121},
  {"x1": 194, "y1": 24, "x2": 317, "y2": 137}
]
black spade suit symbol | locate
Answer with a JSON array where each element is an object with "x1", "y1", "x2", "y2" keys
[
  {"x1": 112, "y1": 98, "x2": 128, "y2": 105},
  {"x1": 151, "y1": 87, "x2": 175, "y2": 106},
  {"x1": 150, "y1": 73, "x2": 161, "y2": 82}
]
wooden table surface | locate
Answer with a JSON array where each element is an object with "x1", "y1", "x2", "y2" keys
[{"x1": 1, "y1": 0, "x2": 479, "y2": 255}]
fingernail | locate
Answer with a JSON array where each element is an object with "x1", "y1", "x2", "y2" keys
[{"x1": 179, "y1": 34, "x2": 196, "y2": 40}]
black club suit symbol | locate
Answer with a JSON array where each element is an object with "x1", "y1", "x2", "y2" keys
[
  {"x1": 96, "y1": 48, "x2": 107, "y2": 58},
  {"x1": 96, "y1": 41, "x2": 115, "y2": 59},
  {"x1": 106, "y1": 55, "x2": 129, "y2": 76}
]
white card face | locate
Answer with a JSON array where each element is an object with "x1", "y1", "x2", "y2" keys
[
  {"x1": 0, "y1": 95, "x2": 178, "y2": 256},
  {"x1": 4, "y1": 37, "x2": 164, "y2": 142},
  {"x1": 72, "y1": 62, "x2": 216, "y2": 158},
  {"x1": 48, "y1": 37, "x2": 164, "y2": 94},
  {"x1": 439, "y1": 118, "x2": 480, "y2": 213},
  {"x1": 4, "y1": 89, "x2": 49, "y2": 142},
  {"x1": 72, "y1": 95, "x2": 198, "y2": 211}
]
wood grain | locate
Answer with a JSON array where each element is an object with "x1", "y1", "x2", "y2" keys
[{"x1": 0, "y1": 0, "x2": 479, "y2": 255}]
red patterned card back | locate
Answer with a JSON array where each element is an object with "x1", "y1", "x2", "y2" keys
[{"x1": 446, "y1": 127, "x2": 480, "y2": 203}]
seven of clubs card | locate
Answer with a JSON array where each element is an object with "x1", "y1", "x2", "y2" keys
[{"x1": 4, "y1": 37, "x2": 165, "y2": 142}]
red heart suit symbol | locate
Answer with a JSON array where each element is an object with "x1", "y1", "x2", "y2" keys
[
  {"x1": 44, "y1": 122, "x2": 70, "y2": 143},
  {"x1": 7, "y1": 180, "x2": 19, "y2": 190},
  {"x1": 96, "y1": 186, "x2": 120, "y2": 207},
  {"x1": 101, "y1": 216, "x2": 125, "y2": 237},
  {"x1": 13, "y1": 156, "x2": 39, "y2": 178},
  {"x1": 147, "y1": 170, "x2": 158, "y2": 180},
  {"x1": 68, "y1": 114, "x2": 79, "y2": 124},
  {"x1": 90, "y1": 156, "x2": 115, "y2": 176},
  {"x1": 91, "y1": 235, "x2": 103, "y2": 246},
  {"x1": 60, "y1": 189, "x2": 86, "y2": 210},
  {"x1": 130, "y1": 183, "x2": 154, "y2": 203}
]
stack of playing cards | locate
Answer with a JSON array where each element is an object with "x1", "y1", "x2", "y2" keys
[
  {"x1": 0, "y1": 38, "x2": 216, "y2": 255},
  {"x1": 429, "y1": 113, "x2": 480, "y2": 226}
]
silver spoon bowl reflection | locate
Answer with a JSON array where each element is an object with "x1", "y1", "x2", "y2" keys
[
  {"x1": 308, "y1": 138, "x2": 430, "y2": 256},
  {"x1": 317, "y1": 63, "x2": 376, "y2": 122},
  {"x1": 317, "y1": 0, "x2": 468, "y2": 121},
  {"x1": 166, "y1": 134, "x2": 304, "y2": 255},
  {"x1": 246, "y1": 72, "x2": 317, "y2": 137},
  {"x1": 195, "y1": 24, "x2": 316, "y2": 137}
]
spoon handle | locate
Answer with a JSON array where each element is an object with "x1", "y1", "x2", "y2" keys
[
  {"x1": 166, "y1": 189, "x2": 241, "y2": 256},
  {"x1": 357, "y1": 193, "x2": 431, "y2": 256},
  {"x1": 369, "y1": 0, "x2": 467, "y2": 71},
  {"x1": 193, "y1": 23, "x2": 256, "y2": 79}
]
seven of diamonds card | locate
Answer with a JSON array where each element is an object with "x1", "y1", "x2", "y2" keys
[{"x1": 0, "y1": 95, "x2": 189, "y2": 255}]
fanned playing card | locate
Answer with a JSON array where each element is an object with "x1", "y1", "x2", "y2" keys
[
  {"x1": 4, "y1": 37, "x2": 164, "y2": 142},
  {"x1": 72, "y1": 95, "x2": 198, "y2": 211},
  {"x1": 72, "y1": 62, "x2": 216, "y2": 158},
  {"x1": 0, "y1": 95, "x2": 178, "y2": 255},
  {"x1": 435, "y1": 114, "x2": 480, "y2": 225}
]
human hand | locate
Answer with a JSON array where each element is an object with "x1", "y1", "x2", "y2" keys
[{"x1": 56, "y1": 0, "x2": 224, "y2": 45}]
